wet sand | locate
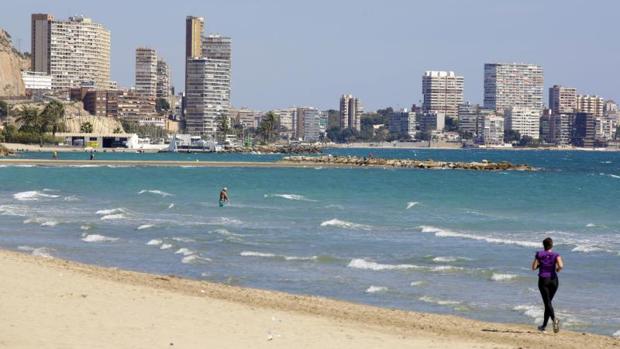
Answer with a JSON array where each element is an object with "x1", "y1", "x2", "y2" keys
[{"x1": 0, "y1": 249, "x2": 617, "y2": 349}]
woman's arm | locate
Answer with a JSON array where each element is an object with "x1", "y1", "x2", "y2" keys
[
  {"x1": 531, "y1": 257, "x2": 539, "y2": 271},
  {"x1": 556, "y1": 256, "x2": 564, "y2": 272}
]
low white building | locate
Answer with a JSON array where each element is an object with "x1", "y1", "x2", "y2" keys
[{"x1": 21, "y1": 71, "x2": 52, "y2": 91}]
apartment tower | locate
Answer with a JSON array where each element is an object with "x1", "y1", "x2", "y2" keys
[
  {"x1": 422, "y1": 71, "x2": 464, "y2": 118},
  {"x1": 31, "y1": 14, "x2": 111, "y2": 90},
  {"x1": 135, "y1": 48, "x2": 158, "y2": 98},
  {"x1": 339, "y1": 94, "x2": 362, "y2": 131},
  {"x1": 484, "y1": 63, "x2": 544, "y2": 113},
  {"x1": 549, "y1": 85, "x2": 577, "y2": 114}
]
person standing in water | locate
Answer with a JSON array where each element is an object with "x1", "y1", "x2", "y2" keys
[
  {"x1": 219, "y1": 187, "x2": 229, "y2": 207},
  {"x1": 531, "y1": 237, "x2": 564, "y2": 333}
]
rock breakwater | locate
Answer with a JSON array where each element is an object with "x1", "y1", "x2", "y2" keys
[{"x1": 282, "y1": 155, "x2": 535, "y2": 171}]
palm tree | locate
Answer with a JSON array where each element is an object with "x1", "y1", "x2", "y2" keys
[
  {"x1": 258, "y1": 112, "x2": 278, "y2": 143},
  {"x1": 40, "y1": 100, "x2": 65, "y2": 137},
  {"x1": 217, "y1": 115, "x2": 231, "y2": 142},
  {"x1": 16, "y1": 106, "x2": 45, "y2": 145}
]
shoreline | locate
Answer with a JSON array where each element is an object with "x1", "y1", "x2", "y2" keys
[{"x1": 0, "y1": 249, "x2": 617, "y2": 348}]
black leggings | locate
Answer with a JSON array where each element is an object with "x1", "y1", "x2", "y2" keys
[{"x1": 538, "y1": 276, "x2": 559, "y2": 327}]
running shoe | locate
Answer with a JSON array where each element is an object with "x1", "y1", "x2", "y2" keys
[{"x1": 553, "y1": 318, "x2": 560, "y2": 333}]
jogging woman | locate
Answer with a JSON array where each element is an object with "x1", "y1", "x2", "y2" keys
[{"x1": 531, "y1": 237, "x2": 564, "y2": 333}]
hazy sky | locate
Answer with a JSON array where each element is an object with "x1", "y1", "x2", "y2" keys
[{"x1": 2, "y1": 0, "x2": 618, "y2": 111}]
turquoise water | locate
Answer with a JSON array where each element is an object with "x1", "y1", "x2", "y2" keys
[{"x1": 1, "y1": 149, "x2": 619, "y2": 336}]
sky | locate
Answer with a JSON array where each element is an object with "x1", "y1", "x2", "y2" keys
[{"x1": 1, "y1": 0, "x2": 619, "y2": 111}]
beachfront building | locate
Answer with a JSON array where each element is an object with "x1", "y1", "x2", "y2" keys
[
  {"x1": 303, "y1": 109, "x2": 326, "y2": 142},
  {"x1": 572, "y1": 112, "x2": 596, "y2": 147},
  {"x1": 135, "y1": 48, "x2": 158, "y2": 98},
  {"x1": 31, "y1": 14, "x2": 112, "y2": 91},
  {"x1": 457, "y1": 103, "x2": 497, "y2": 137},
  {"x1": 185, "y1": 57, "x2": 231, "y2": 137},
  {"x1": 540, "y1": 113, "x2": 573, "y2": 146},
  {"x1": 481, "y1": 114, "x2": 504, "y2": 145},
  {"x1": 388, "y1": 109, "x2": 416, "y2": 138},
  {"x1": 504, "y1": 107, "x2": 541, "y2": 139},
  {"x1": 595, "y1": 117, "x2": 617, "y2": 143},
  {"x1": 185, "y1": 16, "x2": 204, "y2": 96},
  {"x1": 577, "y1": 95, "x2": 604, "y2": 117},
  {"x1": 484, "y1": 63, "x2": 544, "y2": 113},
  {"x1": 230, "y1": 108, "x2": 263, "y2": 129},
  {"x1": 549, "y1": 85, "x2": 577, "y2": 114},
  {"x1": 339, "y1": 94, "x2": 362, "y2": 131},
  {"x1": 418, "y1": 111, "x2": 445, "y2": 133},
  {"x1": 272, "y1": 108, "x2": 296, "y2": 137},
  {"x1": 422, "y1": 71, "x2": 464, "y2": 118}
]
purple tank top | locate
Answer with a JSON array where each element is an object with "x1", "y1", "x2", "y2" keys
[{"x1": 536, "y1": 250, "x2": 559, "y2": 278}]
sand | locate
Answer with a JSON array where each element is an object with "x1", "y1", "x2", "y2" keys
[{"x1": 0, "y1": 250, "x2": 617, "y2": 349}]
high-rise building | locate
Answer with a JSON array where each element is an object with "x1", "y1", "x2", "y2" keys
[
  {"x1": 31, "y1": 13, "x2": 53, "y2": 73},
  {"x1": 481, "y1": 115, "x2": 504, "y2": 145},
  {"x1": 549, "y1": 85, "x2": 577, "y2": 114},
  {"x1": 156, "y1": 59, "x2": 172, "y2": 100},
  {"x1": 135, "y1": 48, "x2": 158, "y2": 98},
  {"x1": 339, "y1": 94, "x2": 362, "y2": 131},
  {"x1": 185, "y1": 16, "x2": 205, "y2": 98},
  {"x1": 484, "y1": 63, "x2": 544, "y2": 113},
  {"x1": 272, "y1": 108, "x2": 296, "y2": 135},
  {"x1": 541, "y1": 113, "x2": 574, "y2": 146},
  {"x1": 576, "y1": 95, "x2": 604, "y2": 117},
  {"x1": 185, "y1": 58, "x2": 231, "y2": 136},
  {"x1": 422, "y1": 71, "x2": 464, "y2": 118},
  {"x1": 202, "y1": 35, "x2": 232, "y2": 61},
  {"x1": 32, "y1": 14, "x2": 112, "y2": 90},
  {"x1": 458, "y1": 103, "x2": 496, "y2": 137},
  {"x1": 572, "y1": 112, "x2": 596, "y2": 147},
  {"x1": 504, "y1": 107, "x2": 541, "y2": 139},
  {"x1": 302, "y1": 108, "x2": 325, "y2": 142}
]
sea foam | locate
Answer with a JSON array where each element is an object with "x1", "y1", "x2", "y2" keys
[
  {"x1": 100, "y1": 213, "x2": 127, "y2": 221},
  {"x1": 138, "y1": 189, "x2": 173, "y2": 197},
  {"x1": 490, "y1": 273, "x2": 518, "y2": 281},
  {"x1": 419, "y1": 225, "x2": 539, "y2": 248},
  {"x1": 320, "y1": 219, "x2": 371, "y2": 231},
  {"x1": 96, "y1": 208, "x2": 126, "y2": 215},
  {"x1": 181, "y1": 255, "x2": 211, "y2": 264},
  {"x1": 0, "y1": 205, "x2": 28, "y2": 216},
  {"x1": 32, "y1": 247, "x2": 54, "y2": 258},
  {"x1": 348, "y1": 258, "x2": 422, "y2": 271},
  {"x1": 13, "y1": 191, "x2": 60, "y2": 201},
  {"x1": 406, "y1": 202, "x2": 419, "y2": 209},
  {"x1": 264, "y1": 193, "x2": 317, "y2": 202},
  {"x1": 137, "y1": 224, "x2": 155, "y2": 230},
  {"x1": 81, "y1": 234, "x2": 119, "y2": 243},
  {"x1": 146, "y1": 239, "x2": 163, "y2": 246},
  {"x1": 419, "y1": 296, "x2": 461, "y2": 306},
  {"x1": 175, "y1": 248, "x2": 196, "y2": 256},
  {"x1": 366, "y1": 285, "x2": 388, "y2": 293}
]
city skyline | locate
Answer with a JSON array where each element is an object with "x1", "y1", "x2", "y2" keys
[{"x1": 2, "y1": 0, "x2": 619, "y2": 111}]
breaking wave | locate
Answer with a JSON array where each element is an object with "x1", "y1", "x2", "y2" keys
[
  {"x1": 175, "y1": 248, "x2": 196, "y2": 256},
  {"x1": 348, "y1": 258, "x2": 422, "y2": 271},
  {"x1": 181, "y1": 255, "x2": 211, "y2": 264},
  {"x1": 137, "y1": 224, "x2": 155, "y2": 230},
  {"x1": 240, "y1": 251, "x2": 318, "y2": 261},
  {"x1": 160, "y1": 243, "x2": 173, "y2": 250},
  {"x1": 366, "y1": 285, "x2": 388, "y2": 293},
  {"x1": 14, "y1": 191, "x2": 60, "y2": 201},
  {"x1": 100, "y1": 213, "x2": 127, "y2": 221},
  {"x1": 418, "y1": 225, "x2": 539, "y2": 248},
  {"x1": 18, "y1": 246, "x2": 54, "y2": 258},
  {"x1": 146, "y1": 239, "x2": 163, "y2": 246},
  {"x1": 320, "y1": 219, "x2": 371, "y2": 231},
  {"x1": 81, "y1": 234, "x2": 119, "y2": 243},
  {"x1": 406, "y1": 202, "x2": 419, "y2": 209},
  {"x1": 490, "y1": 273, "x2": 518, "y2": 281},
  {"x1": 96, "y1": 208, "x2": 126, "y2": 215},
  {"x1": 0, "y1": 204, "x2": 28, "y2": 216},
  {"x1": 23, "y1": 217, "x2": 59, "y2": 227},
  {"x1": 138, "y1": 189, "x2": 173, "y2": 197},
  {"x1": 264, "y1": 193, "x2": 317, "y2": 202},
  {"x1": 432, "y1": 256, "x2": 471, "y2": 263}
]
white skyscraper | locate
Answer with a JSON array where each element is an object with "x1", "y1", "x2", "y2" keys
[
  {"x1": 339, "y1": 94, "x2": 362, "y2": 131},
  {"x1": 484, "y1": 63, "x2": 544, "y2": 113},
  {"x1": 135, "y1": 48, "x2": 158, "y2": 97},
  {"x1": 422, "y1": 71, "x2": 464, "y2": 118},
  {"x1": 39, "y1": 15, "x2": 112, "y2": 90}
]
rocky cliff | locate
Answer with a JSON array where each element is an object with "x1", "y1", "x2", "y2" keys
[{"x1": 0, "y1": 29, "x2": 30, "y2": 97}]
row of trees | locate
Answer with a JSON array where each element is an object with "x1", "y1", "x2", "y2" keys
[{"x1": 1, "y1": 100, "x2": 66, "y2": 145}]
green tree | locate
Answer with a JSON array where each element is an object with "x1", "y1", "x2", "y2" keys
[
  {"x1": 80, "y1": 122, "x2": 94, "y2": 133},
  {"x1": 40, "y1": 100, "x2": 65, "y2": 136},
  {"x1": 257, "y1": 111, "x2": 278, "y2": 143},
  {"x1": 217, "y1": 115, "x2": 231, "y2": 142},
  {"x1": 504, "y1": 129, "x2": 521, "y2": 143},
  {"x1": 156, "y1": 98, "x2": 171, "y2": 113},
  {"x1": 0, "y1": 100, "x2": 8, "y2": 117}
]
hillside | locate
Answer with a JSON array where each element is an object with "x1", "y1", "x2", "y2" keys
[{"x1": 0, "y1": 28, "x2": 30, "y2": 97}]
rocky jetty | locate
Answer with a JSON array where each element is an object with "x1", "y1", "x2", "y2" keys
[
  {"x1": 281, "y1": 155, "x2": 535, "y2": 171},
  {"x1": 224, "y1": 144, "x2": 322, "y2": 154}
]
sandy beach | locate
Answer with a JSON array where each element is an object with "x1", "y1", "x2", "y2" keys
[{"x1": 0, "y1": 250, "x2": 617, "y2": 349}]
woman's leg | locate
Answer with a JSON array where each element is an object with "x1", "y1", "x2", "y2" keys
[{"x1": 538, "y1": 277, "x2": 552, "y2": 328}]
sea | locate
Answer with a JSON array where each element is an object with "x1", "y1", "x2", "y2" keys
[{"x1": 0, "y1": 148, "x2": 619, "y2": 337}]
